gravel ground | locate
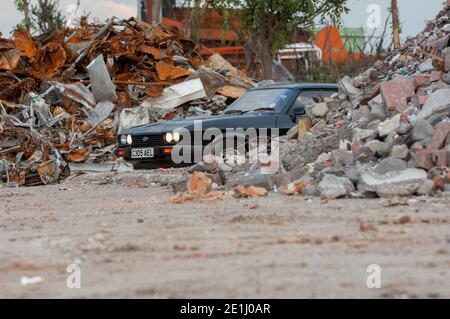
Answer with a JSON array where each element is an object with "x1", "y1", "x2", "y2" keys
[{"x1": 1, "y1": 171, "x2": 450, "y2": 299}]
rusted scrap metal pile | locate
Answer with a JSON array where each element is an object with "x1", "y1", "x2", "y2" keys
[
  {"x1": 174, "y1": 5, "x2": 450, "y2": 202},
  {"x1": 0, "y1": 18, "x2": 256, "y2": 186}
]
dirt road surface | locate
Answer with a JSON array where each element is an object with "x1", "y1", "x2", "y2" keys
[{"x1": 1, "y1": 170, "x2": 450, "y2": 299}]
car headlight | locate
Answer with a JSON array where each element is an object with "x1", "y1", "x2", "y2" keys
[
  {"x1": 126, "y1": 134, "x2": 133, "y2": 145},
  {"x1": 173, "y1": 131, "x2": 181, "y2": 143},
  {"x1": 165, "y1": 132, "x2": 173, "y2": 143},
  {"x1": 120, "y1": 135, "x2": 127, "y2": 145}
]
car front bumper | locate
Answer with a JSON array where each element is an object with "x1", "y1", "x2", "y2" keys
[{"x1": 114, "y1": 145, "x2": 206, "y2": 163}]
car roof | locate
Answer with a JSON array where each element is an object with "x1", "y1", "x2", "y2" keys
[{"x1": 249, "y1": 82, "x2": 339, "y2": 91}]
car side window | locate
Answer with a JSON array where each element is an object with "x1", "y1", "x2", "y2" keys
[{"x1": 288, "y1": 90, "x2": 336, "y2": 116}]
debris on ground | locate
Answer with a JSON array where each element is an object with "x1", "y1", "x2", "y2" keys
[
  {"x1": 171, "y1": 171, "x2": 229, "y2": 204},
  {"x1": 175, "y1": 5, "x2": 450, "y2": 201},
  {"x1": 20, "y1": 276, "x2": 44, "y2": 286},
  {"x1": 0, "y1": 18, "x2": 256, "y2": 186},
  {"x1": 269, "y1": 5, "x2": 450, "y2": 199}
]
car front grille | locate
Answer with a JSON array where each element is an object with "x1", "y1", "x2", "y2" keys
[{"x1": 132, "y1": 134, "x2": 165, "y2": 147}]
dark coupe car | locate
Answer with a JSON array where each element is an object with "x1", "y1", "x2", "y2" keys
[{"x1": 115, "y1": 83, "x2": 338, "y2": 164}]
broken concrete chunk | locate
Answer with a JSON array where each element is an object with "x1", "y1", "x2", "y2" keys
[
  {"x1": 358, "y1": 168, "x2": 427, "y2": 198},
  {"x1": 412, "y1": 118, "x2": 435, "y2": 142},
  {"x1": 378, "y1": 114, "x2": 401, "y2": 137},
  {"x1": 418, "y1": 58, "x2": 435, "y2": 73},
  {"x1": 390, "y1": 144, "x2": 410, "y2": 159},
  {"x1": 311, "y1": 102, "x2": 329, "y2": 118},
  {"x1": 374, "y1": 158, "x2": 407, "y2": 175},
  {"x1": 417, "y1": 89, "x2": 450, "y2": 119},
  {"x1": 318, "y1": 174, "x2": 355, "y2": 199},
  {"x1": 325, "y1": 98, "x2": 342, "y2": 110},
  {"x1": 351, "y1": 105, "x2": 371, "y2": 122},
  {"x1": 345, "y1": 167, "x2": 360, "y2": 184},
  {"x1": 238, "y1": 171, "x2": 271, "y2": 190},
  {"x1": 365, "y1": 140, "x2": 390, "y2": 157},
  {"x1": 331, "y1": 149, "x2": 355, "y2": 167},
  {"x1": 417, "y1": 179, "x2": 436, "y2": 196},
  {"x1": 338, "y1": 76, "x2": 362, "y2": 101},
  {"x1": 368, "y1": 95, "x2": 388, "y2": 121},
  {"x1": 443, "y1": 73, "x2": 450, "y2": 84},
  {"x1": 353, "y1": 128, "x2": 377, "y2": 141}
]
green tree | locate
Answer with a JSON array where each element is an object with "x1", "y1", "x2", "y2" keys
[
  {"x1": 187, "y1": 0, "x2": 348, "y2": 79},
  {"x1": 31, "y1": 0, "x2": 66, "y2": 34},
  {"x1": 13, "y1": 0, "x2": 34, "y2": 33}
]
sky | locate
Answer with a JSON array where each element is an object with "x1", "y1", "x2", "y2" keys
[
  {"x1": 0, "y1": 0, "x2": 445, "y2": 43},
  {"x1": 340, "y1": 0, "x2": 445, "y2": 44}
]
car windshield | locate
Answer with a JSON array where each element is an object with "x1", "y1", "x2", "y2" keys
[{"x1": 224, "y1": 89, "x2": 295, "y2": 114}]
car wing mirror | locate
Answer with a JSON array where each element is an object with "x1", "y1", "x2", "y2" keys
[{"x1": 293, "y1": 106, "x2": 306, "y2": 117}]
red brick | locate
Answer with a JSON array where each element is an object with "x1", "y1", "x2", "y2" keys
[
  {"x1": 245, "y1": 186, "x2": 268, "y2": 197},
  {"x1": 433, "y1": 176, "x2": 445, "y2": 191},
  {"x1": 418, "y1": 94, "x2": 429, "y2": 106},
  {"x1": 445, "y1": 172, "x2": 450, "y2": 184},
  {"x1": 233, "y1": 185, "x2": 248, "y2": 198},
  {"x1": 430, "y1": 71, "x2": 442, "y2": 82},
  {"x1": 188, "y1": 171, "x2": 212, "y2": 196},
  {"x1": 431, "y1": 150, "x2": 448, "y2": 167},
  {"x1": 415, "y1": 149, "x2": 434, "y2": 170},
  {"x1": 427, "y1": 123, "x2": 450, "y2": 151},
  {"x1": 414, "y1": 74, "x2": 431, "y2": 88},
  {"x1": 360, "y1": 221, "x2": 377, "y2": 232},
  {"x1": 410, "y1": 142, "x2": 425, "y2": 152},
  {"x1": 381, "y1": 78, "x2": 416, "y2": 110}
]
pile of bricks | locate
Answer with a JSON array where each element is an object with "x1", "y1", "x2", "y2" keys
[
  {"x1": 205, "y1": 3, "x2": 450, "y2": 200},
  {"x1": 279, "y1": 4, "x2": 450, "y2": 199}
]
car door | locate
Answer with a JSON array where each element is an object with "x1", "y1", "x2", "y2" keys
[{"x1": 277, "y1": 89, "x2": 337, "y2": 134}]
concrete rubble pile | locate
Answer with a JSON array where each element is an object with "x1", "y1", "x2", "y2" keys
[
  {"x1": 176, "y1": 5, "x2": 450, "y2": 202},
  {"x1": 0, "y1": 18, "x2": 256, "y2": 186},
  {"x1": 276, "y1": 5, "x2": 450, "y2": 199}
]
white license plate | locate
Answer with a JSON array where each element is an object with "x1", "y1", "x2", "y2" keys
[{"x1": 131, "y1": 148, "x2": 154, "y2": 159}]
